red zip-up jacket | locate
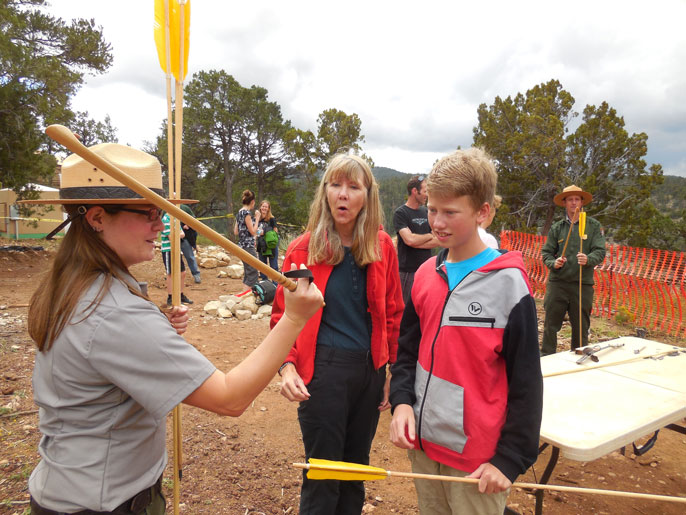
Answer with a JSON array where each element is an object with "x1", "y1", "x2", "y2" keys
[
  {"x1": 270, "y1": 230, "x2": 404, "y2": 385},
  {"x1": 390, "y1": 249, "x2": 543, "y2": 482}
]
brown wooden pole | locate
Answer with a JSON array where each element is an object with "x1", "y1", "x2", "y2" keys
[
  {"x1": 171, "y1": 5, "x2": 187, "y2": 508},
  {"x1": 293, "y1": 463, "x2": 686, "y2": 505},
  {"x1": 170, "y1": 4, "x2": 183, "y2": 511},
  {"x1": 388, "y1": 470, "x2": 686, "y2": 505},
  {"x1": 160, "y1": 3, "x2": 182, "y2": 512},
  {"x1": 543, "y1": 349, "x2": 679, "y2": 377},
  {"x1": 45, "y1": 124, "x2": 298, "y2": 292},
  {"x1": 559, "y1": 206, "x2": 578, "y2": 258},
  {"x1": 578, "y1": 209, "x2": 583, "y2": 349}
]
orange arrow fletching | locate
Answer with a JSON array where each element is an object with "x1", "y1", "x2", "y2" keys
[
  {"x1": 306, "y1": 459, "x2": 388, "y2": 481},
  {"x1": 153, "y1": 0, "x2": 190, "y2": 81},
  {"x1": 579, "y1": 210, "x2": 587, "y2": 238}
]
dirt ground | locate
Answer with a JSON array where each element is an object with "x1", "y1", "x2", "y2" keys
[{"x1": 1, "y1": 240, "x2": 685, "y2": 514}]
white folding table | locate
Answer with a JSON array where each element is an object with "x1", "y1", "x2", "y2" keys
[{"x1": 535, "y1": 337, "x2": 686, "y2": 514}]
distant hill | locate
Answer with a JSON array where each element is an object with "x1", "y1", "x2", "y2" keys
[
  {"x1": 652, "y1": 175, "x2": 686, "y2": 216},
  {"x1": 373, "y1": 167, "x2": 412, "y2": 229},
  {"x1": 372, "y1": 166, "x2": 408, "y2": 180}
]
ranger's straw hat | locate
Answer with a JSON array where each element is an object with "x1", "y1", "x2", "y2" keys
[
  {"x1": 21, "y1": 143, "x2": 195, "y2": 205},
  {"x1": 554, "y1": 185, "x2": 592, "y2": 207}
]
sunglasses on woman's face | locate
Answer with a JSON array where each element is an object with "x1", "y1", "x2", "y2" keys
[{"x1": 112, "y1": 207, "x2": 164, "y2": 222}]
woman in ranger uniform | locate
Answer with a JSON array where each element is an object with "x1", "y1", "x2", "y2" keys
[{"x1": 23, "y1": 142, "x2": 322, "y2": 514}]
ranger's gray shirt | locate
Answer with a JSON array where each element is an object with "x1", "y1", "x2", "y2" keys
[{"x1": 29, "y1": 273, "x2": 216, "y2": 512}]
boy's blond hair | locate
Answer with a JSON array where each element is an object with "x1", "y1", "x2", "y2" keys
[
  {"x1": 493, "y1": 194, "x2": 502, "y2": 209},
  {"x1": 426, "y1": 147, "x2": 497, "y2": 211}
]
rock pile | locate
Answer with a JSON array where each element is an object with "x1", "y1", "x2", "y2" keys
[
  {"x1": 196, "y1": 246, "x2": 245, "y2": 279},
  {"x1": 203, "y1": 293, "x2": 272, "y2": 321},
  {"x1": 195, "y1": 245, "x2": 276, "y2": 321}
]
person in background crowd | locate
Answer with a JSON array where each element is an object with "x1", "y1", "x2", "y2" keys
[
  {"x1": 390, "y1": 148, "x2": 542, "y2": 515},
  {"x1": 256, "y1": 199, "x2": 280, "y2": 282},
  {"x1": 180, "y1": 202, "x2": 201, "y2": 283},
  {"x1": 478, "y1": 194, "x2": 502, "y2": 249},
  {"x1": 393, "y1": 174, "x2": 439, "y2": 304},
  {"x1": 234, "y1": 189, "x2": 260, "y2": 288},
  {"x1": 541, "y1": 185, "x2": 606, "y2": 355},
  {"x1": 272, "y1": 151, "x2": 404, "y2": 514},
  {"x1": 161, "y1": 211, "x2": 193, "y2": 306},
  {"x1": 23, "y1": 142, "x2": 324, "y2": 515}
]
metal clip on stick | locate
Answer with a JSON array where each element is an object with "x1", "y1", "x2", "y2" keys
[
  {"x1": 576, "y1": 345, "x2": 600, "y2": 364},
  {"x1": 576, "y1": 343, "x2": 624, "y2": 364},
  {"x1": 591, "y1": 342, "x2": 625, "y2": 362}
]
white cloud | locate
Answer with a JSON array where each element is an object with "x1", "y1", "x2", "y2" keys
[{"x1": 43, "y1": 0, "x2": 686, "y2": 176}]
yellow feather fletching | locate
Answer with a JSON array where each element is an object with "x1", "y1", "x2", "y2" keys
[
  {"x1": 579, "y1": 210, "x2": 587, "y2": 238},
  {"x1": 154, "y1": 0, "x2": 191, "y2": 81},
  {"x1": 306, "y1": 459, "x2": 388, "y2": 481}
]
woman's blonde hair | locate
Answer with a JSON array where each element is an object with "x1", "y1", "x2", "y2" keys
[
  {"x1": 306, "y1": 152, "x2": 383, "y2": 266},
  {"x1": 259, "y1": 200, "x2": 274, "y2": 222},
  {"x1": 28, "y1": 205, "x2": 147, "y2": 351}
]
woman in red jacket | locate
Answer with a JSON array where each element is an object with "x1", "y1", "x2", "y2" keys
[{"x1": 271, "y1": 151, "x2": 404, "y2": 514}]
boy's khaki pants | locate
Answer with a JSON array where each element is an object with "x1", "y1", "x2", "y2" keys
[{"x1": 409, "y1": 449, "x2": 509, "y2": 515}]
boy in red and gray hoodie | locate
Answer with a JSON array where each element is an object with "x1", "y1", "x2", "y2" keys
[{"x1": 389, "y1": 148, "x2": 543, "y2": 514}]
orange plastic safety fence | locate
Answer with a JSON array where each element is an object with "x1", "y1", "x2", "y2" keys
[{"x1": 500, "y1": 231, "x2": 685, "y2": 339}]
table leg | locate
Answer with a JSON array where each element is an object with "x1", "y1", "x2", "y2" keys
[
  {"x1": 535, "y1": 445, "x2": 560, "y2": 515},
  {"x1": 665, "y1": 423, "x2": 686, "y2": 435},
  {"x1": 632, "y1": 430, "x2": 659, "y2": 456}
]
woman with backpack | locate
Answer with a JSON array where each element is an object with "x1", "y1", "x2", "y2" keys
[{"x1": 256, "y1": 200, "x2": 280, "y2": 282}]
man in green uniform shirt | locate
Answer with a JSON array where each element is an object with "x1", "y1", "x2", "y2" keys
[{"x1": 541, "y1": 185, "x2": 606, "y2": 355}]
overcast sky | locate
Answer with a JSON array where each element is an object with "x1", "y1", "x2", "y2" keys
[{"x1": 44, "y1": 0, "x2": 686, "y2": 177}]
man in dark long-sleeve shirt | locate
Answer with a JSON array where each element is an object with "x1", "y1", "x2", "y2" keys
[{"x1": 541, "y1": 185, "x2": 606, "y2": 355}]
